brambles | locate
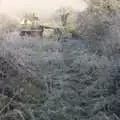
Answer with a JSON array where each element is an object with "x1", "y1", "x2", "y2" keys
[{"x1": 0, "y1": 1, "x2": 120, "y2": 119}]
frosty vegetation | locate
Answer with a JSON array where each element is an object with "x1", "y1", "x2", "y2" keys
[{"x1": 0, "y1": 0, "x2": 120, "y2": 120}]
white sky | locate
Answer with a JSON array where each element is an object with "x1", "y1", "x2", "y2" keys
[{"x1": 0, "y1": 0, "x2": 87, "y2": 18}]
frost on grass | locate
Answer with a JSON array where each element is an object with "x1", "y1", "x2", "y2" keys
[
  {"x1": 0, "y1": 34, "x2": 65, "y2": 120},
  {"x1": 0, "y1": 29, "x2": 120, "y2": 120}
]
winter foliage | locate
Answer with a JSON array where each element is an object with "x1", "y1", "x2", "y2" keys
[{"x1": 0, "y1": 0, "x2": 120, "y2": 120}]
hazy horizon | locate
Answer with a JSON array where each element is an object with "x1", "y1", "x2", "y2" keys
[{"x1": 0, "y1": 0, "x2": 87, "y2": 18}]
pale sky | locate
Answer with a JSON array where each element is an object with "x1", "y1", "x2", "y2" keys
[{"x1": 0, "y1": 0, "x2": 87, "y2": 18}]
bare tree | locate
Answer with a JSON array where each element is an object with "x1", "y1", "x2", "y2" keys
[{"x1": 55, "y1": 7, "x2": 72, "y2": 27}]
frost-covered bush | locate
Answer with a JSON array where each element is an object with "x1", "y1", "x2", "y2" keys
[
  {"x1": 74, "y1": 1, "x2": 120, "y2": 119},
  {"x1": 0, "y1": 3, "x2": 120, "y2": 119},
  {"x1": 61, "y1": 39, "x2": 120, "y2": 120},
  {"x1": 76, "y1": 0, "x2": 120, "y2": 55},
  {"x1": 0, "y1": 32, "x2": 65, "y2": 120}
]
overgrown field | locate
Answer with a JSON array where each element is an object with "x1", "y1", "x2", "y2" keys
[{"x1": 0, "y1": 29, "x2": 119, "y2": 120}]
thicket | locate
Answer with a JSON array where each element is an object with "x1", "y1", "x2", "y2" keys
[{"x1": 0, "y1": 0, "x2": 120, "y2": 119}]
